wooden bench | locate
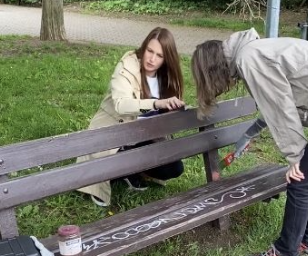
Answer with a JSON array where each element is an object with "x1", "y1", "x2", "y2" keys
[{"x1": 0, "y1": 97, "x2": 287, "y2": 256}]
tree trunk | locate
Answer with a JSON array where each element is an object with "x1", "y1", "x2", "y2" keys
[
  {"x1": 299, "y1": 0, "x2": 307, "y2": 8},
  {"x1": 40, "y1": 0, "x2": 66, "y2": 41}
]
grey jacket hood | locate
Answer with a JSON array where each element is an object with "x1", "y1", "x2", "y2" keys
[{"x1": 222, "y1": 28, "x2": 260, "y2": 78}]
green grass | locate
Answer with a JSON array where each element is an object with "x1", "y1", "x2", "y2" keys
[
  {"x1": 79, "y1": 1, "x2": 302, "y2": 38},
  {"x1": 0, "y1": 36, "x2": 289, "y2": 255},
  {"x1": 82, "y1": 0, "x2": 210, "y2": 15},
  {"x1": 170, "y1": 16, "x2": 300, "y2": 38},
  {"x1": 0, "y1": 38, "x2": 130, "y2": 144}
]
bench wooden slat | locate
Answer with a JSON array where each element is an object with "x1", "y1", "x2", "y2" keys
[
  {"x1": 52, "y1": 165, "x2": 283, "y2": 236},
  {"x1": 41, "y1": 165, "x2": 287, "y2": 256},
  {"x1": 0, "y1": 120, "x2": 255, "y2": 211},
  {"x1": 0, "y1": 97, "x2": 256, "y2": 175}
]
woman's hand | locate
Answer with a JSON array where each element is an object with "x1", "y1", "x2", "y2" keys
[
  {"x1": 286, "y1": 163, "x2": 305, "y2": 183},
  {"x1": 154, "y1": 97, "x2": 185, "y2": 110}
]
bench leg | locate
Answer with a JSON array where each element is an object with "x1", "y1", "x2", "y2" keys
[
  {"x1": 199, "y1": 127, "x2": 231, "y2": 231},
  {"x1": 203, "y1": 145, "x2": 230, "y2": 231},
  {"x1": 211, "y1": 215, "x2": 230, "y2": 231},
  {"x1": 202, "y1": 149, "x2": 231, "y2": 230},
  {"x1": 0, "y1": 208, "x2": 19, "y2": 239},
  {"x1": 203, "y1": 149, "x2": 220, "y2": 182},
  {"x1": 262, "y1": 193, "x2": 281, "y2": 203},
  {"x1": 0, "y1": 175, "x2": 19, "y2": 239}
]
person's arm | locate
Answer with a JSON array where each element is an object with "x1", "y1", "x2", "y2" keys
[
  {"x1": 236, "y1": 58, "x2": 307, "y2": 166},
  {"x1": 286, "y1": 163, "x2": 305, "y2": 183},
  {"x1": 110, "y1": 62, "x2": 184, "y2": 115},
  {"x1": 234, "y1": 117, "x2": 267, "y2": 158}
]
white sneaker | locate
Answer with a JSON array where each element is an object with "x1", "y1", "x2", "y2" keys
[
  {"x1": 123, "y1": 176, "x2": 148, "y2": 191},
  {"x1": 91, "y1": 195, "x2": 108, "y2": 207},
  {"x1": 141, "y1": 174, "x2": 167, "y2": 186}
]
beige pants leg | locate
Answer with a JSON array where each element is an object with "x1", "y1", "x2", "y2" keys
[
  {"x1": 77, "y1": 107, "x2": 121, "y2": 205},
  {"x1": 76, "y1": 149, "x2": 118, "y2": 206}
]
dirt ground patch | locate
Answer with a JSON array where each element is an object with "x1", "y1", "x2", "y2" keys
[
  {"x1": 136, "y1": 217, "x2": 243, "y2": 255},
  {"x1": 178, "y1": 222, "x2": 242, "y2": 250}
]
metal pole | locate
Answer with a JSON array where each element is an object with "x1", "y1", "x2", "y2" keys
[
  {"x1": 297, "y1": 10, "x2": 308, "y2": 40},
  {"x1": 305, "y1": 10, "x2": 308, "y2": 40},
  {"x1": 298, "y1": 22, "x2": 308, "y2": 40},
  {"x1": 265, "y1": 0, "x2": 281, "y2": 38}
]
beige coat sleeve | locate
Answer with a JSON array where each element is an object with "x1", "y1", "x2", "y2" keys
[
  {"x1": 110, "y1": 62, "x2": 156, "y2": 116},
  {"x1": 237, "y1": 58, "x2": 307, "y2": 165}
]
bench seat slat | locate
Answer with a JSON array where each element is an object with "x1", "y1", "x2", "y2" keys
[
  {"x1": 0, "y1": 120, "x2": 255, "y2": 210},
  {"x1": 41, "y1": 165, "x2": 287, "y2": 256},
  {"x1": 0, "y1": 97, "x2": 256, "y2": 175}
]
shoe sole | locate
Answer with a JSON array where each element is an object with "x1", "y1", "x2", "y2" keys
[
  {"x1": 124, "y1": 178, "x2": 148, "y2": 191},
  {"x1": 145, "y1": 177, "x2": 167, "y2": 186},
  {"x1": 91, "y1": 195, "x2": 108, "y2": 207}
]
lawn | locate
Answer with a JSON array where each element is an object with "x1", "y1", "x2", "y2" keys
[{"x1": 0, "y1": 35, "x2": 294, "y2": 255}]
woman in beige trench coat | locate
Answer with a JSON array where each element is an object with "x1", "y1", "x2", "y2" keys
[{"x1": 78, "y1": 27, "x2": 185, "y2": 207}]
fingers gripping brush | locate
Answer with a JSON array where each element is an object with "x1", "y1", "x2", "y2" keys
[
  {"x1": 219, "y1": 143, "x2": 250, "y2": 170},
  {"x1": 219, "y1": 118, "x2": 267, "y2": 170}
]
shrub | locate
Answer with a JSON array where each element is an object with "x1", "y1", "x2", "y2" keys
[{"x1": 6, "y1": 0, "x2": 307, "y2": 12}]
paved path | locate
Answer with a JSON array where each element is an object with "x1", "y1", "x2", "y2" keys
[{"x1": 0, "y1": 4, "x2": 232, "y2": 55}]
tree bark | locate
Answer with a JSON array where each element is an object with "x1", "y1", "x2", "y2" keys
[{"x1": 40, "y1": 0, "x2": 66, "y2": 41}]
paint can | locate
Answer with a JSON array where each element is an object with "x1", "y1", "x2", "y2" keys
[{"x1": 58, "y1": 225, "x2": 82, "y2": 256}]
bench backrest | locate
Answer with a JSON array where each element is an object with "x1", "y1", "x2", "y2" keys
[{"x1": 0, "y1": 97, "x2": 257, "y2": 238}]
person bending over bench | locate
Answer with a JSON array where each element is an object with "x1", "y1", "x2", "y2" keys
[{"x1": 191, "y1": 27, "x2": 308, "y2": 256}]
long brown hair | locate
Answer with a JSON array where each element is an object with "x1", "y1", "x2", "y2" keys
[
  {"x1": 191, "y1": 40, "x2": 232, "y2": 118},
  {"x1": 136, "y1": 27, "x2": 183, "y2": 100}
]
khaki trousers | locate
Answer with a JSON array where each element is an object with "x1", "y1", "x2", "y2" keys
[{"x1": 77, "y1": 148, "x2": 118, "y2": 206}]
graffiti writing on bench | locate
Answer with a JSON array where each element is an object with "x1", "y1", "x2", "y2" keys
[{"x1": 82, "y1": 185, "x2": 255, "y2": 252}]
